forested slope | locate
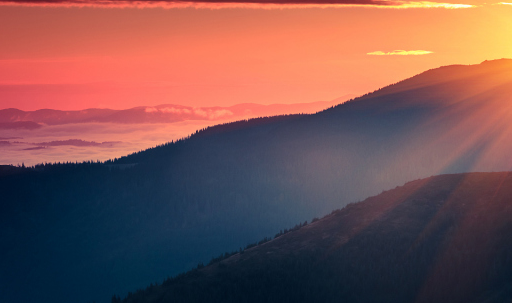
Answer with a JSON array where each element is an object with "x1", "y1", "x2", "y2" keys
[
  {"x1": 1, "y1": 59, "x2": 512, "y2": 303},
  {"x1": 122, "y1": 172, "x2": 512, "y2": 303}
]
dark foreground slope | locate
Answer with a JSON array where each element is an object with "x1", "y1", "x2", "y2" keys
[
  {"x1": 124, "y1": 172, "x2": 512, "y2": 303},
  {"x1": 2, "y1": 59, "x2": 512, "y2": 303}
]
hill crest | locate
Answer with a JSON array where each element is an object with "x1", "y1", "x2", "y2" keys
[{"x1": 121, "y1": 172, "x2": 512, "y2": 303}]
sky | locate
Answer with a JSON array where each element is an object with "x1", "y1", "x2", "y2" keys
[{"x1": 0, "y1": 0, "x2": 511, "y2": 110}]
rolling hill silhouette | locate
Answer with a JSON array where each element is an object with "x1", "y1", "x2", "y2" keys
[
  {"x1": 1, "y1": 59, "x2": 512, "y2": 303},
  {"x1": 120, "y1": 172, "x2": 512, "y2": 303}
]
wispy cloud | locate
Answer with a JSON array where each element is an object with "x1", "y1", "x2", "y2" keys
[
  {"x1": 143, "y1": 106, "x2": 233, "y2": 119},
  {"x1": 367, "y1": 50, "x2": 434, "y2": 56},
  {"x1": 497, "y1": 2, "x2": 512, "y2": 5},
  {"x1": 384, "y1": 1, "x2": 472, "y2": 8},
  {"x1": 0, "y1": 0, "x2": 474, "y2": 9}
]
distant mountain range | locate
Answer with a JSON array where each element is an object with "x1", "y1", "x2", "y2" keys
[
  {"x1": 0, "y1": 121, "x2": 42, "y2": 129},
  {"x1": 1, "y1": 59, "x2": 512, "y2": 303},
  {"x1": 0, "y1": 97, "x2": 353, "y2": 126},
  {"x1": 30, "y1": 139, "x2": 121, "y2": 148},
  {"x1": 120, "y1": 172, "x2": 512, "y2": 303}
]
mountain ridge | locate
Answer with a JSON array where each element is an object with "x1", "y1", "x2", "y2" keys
[
  {"x1": 120, "y1": 172, "x2": 512, "y2": 303},
  {"x1": 0, "y1": 97, "x2": 354, "y2": 125},
  {"x1": 2, "y1": 59, "x2": 512, "y2": 303}
]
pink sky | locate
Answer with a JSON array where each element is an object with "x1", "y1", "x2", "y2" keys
[{"x1": 1, "y1": 2, "x2": 511, "y2": 110}]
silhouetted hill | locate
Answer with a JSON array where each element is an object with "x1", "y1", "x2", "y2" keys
[
  {"x1": 121, "y1": 172, "x2": 512, "y2": 303},
  {"x1": 1, "y1": 59, "x2": 512, "y2": 303}
]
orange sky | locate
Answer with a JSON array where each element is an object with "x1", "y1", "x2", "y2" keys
[{"x1": 0, "y1": 1, "x2": 511, "y2": 110}]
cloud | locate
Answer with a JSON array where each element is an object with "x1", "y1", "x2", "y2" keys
[
  {"x1": 135, "y1": 106, "x2": 233, "y2": 119},
  {"x1": 160, "y1": 107, "x2": 185, "y2": 114},
  {"x1": 193, "y1": 108, "x2": 208, "y2": 117},
  {"x1": 367, "y1": 50, "x2": 434, "y2": 56},
  {"x1": 208, "y1": 109, "x2": 234, "y2": 119},
  {"x1": 0, "y1": 121, "x2": 228, "y2": 166},
  {"x1": 145, "y1": 106, "x2": 193, "y2": 114},
  {"x1": 158, "y1": 107, "x2": 192, "y2": 114},
  {"x1": 144, "y1": 107, "x2": 159, "y2": 113},
  {"x1": 0, "y1": 0, "x2": 474, "y2": 9},
  {"x1": 497, "y1": 2, "x2": 512, "y2": 4},
  {"x1": 192, "y1": 108, "x2": 234, "y2": 119}
]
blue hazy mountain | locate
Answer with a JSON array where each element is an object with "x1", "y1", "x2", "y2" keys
[{"x1": 1, "y1": 59, "x2": 512, "y2": 303}]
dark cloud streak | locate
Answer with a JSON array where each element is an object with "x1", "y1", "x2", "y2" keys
[
  {"x1": 0, "y1": 0, "x2": 473, "y2": 8},
  {"x1": 0, "y1": 0, "x2": 401, "y2": 6}
]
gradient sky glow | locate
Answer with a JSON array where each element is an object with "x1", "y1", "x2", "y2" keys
[{"x1": 0, "y1": 1, "x2": 511, "y2": 110}]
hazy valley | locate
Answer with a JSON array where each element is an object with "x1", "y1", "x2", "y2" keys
[{"x1": 0, "y1": 98, "x2": 351, "y2": 166}]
